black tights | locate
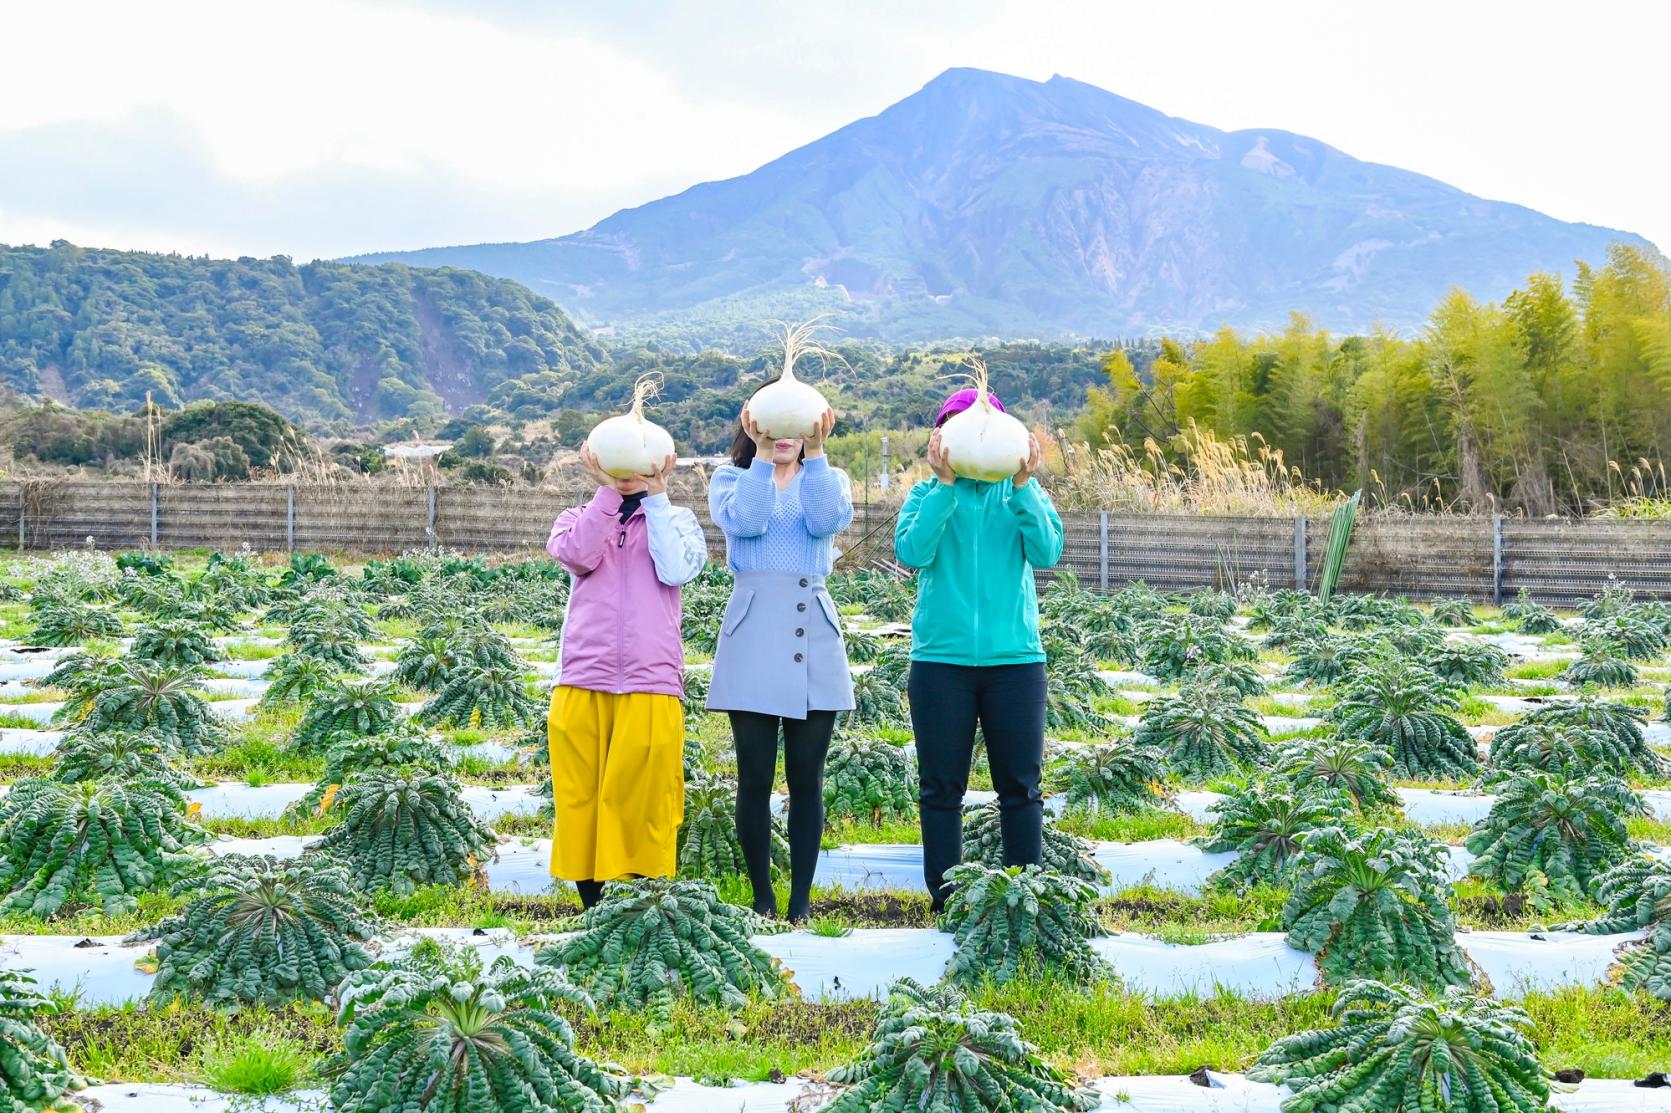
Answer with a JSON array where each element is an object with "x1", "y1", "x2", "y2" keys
[
  {"x1": 575, "y1": 879, "x2": 606, "y2": 909},
  {"x1": 731, "y1": 709, "x2": 837, "y2": 921}
]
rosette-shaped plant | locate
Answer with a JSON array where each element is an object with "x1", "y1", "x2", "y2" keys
[
  {"x1": 1047, "y1": 739, "x2": 1170, "y2": 816},
  {"x1": 940, "y1": 863, "x2": 1108, "y2": 988},
  {"x1": 1249, "y1": 979, "x2": 1550, "y2": 1113},
  {"x1": 844, "y1": 667, "x2": 910, "y2": 730},
  {"x1": 962, "y1": 802, "x2": 1107, "y2": 885},
  {"x1": 291, "y1": 727, "x2": 452, "y2": 816},
  {"x1": 129, "y1": 618, "x2": 220, "y2": 668},
  {"x1": 1137, "y1": 612, "x2": 1256, "y2": 679},
  {"x1": 817, "y1": 978, "x2": 1099, "y2": 1113},
  {"x1": 1488, "y1": 715, "x2": 1665, "y2": 777},
  {"x1": 1425, "y1": 639, "x2": 1508, "y2": 687},
  {"x1": 258, "y1": 652, "x2": 348, "y2": 708},
  {"x1": 417, "y1": 662, "x2": 540, "y2": 730},
  {"x1": 0, "y1": 968, "x2": 83, "y2": 1112},
  {"x1": 293, "y1": 678, "x2": 403, "y2": 754},
  {"x1": 538, "y1": 878, "x2": 787, "y2": 1021},
  {"x1": 1428, "y1": 597, "x2": 1476, "y2": 626},
  {"x1": 824, "y1": 736, "x2": 917, "y2": 823},
  {"x1": 1275, "y1": 735, "x2": 1399, "y2": 812},
  {"x1": 1555, "y1": 854, "x2": 1671, "y2": 1000},
  {"x1": 78, "y1": 659, "x2": 224, "y2": 756},
  {"x1": 1198, "y1": 785, "x2": 1338, "y2": 889},
  {"x1": 0, "y1": 778, "x2": 203, "y2": 917},
  {"x1": 1283, "y1": 826, "x2": 1472, "y2": 989},
  {"x1": 27, "y1": 601, "x2": 121, "y2": 646},
  {"x1": 1326, "y1": 655, "x2": 1476, "y2": 778},
  {"x1": 1562, "y1": 638, "x2": 1638, "y2": 688},
  {"x1": 328, "y1": 939, "x2": 638, "y2": 1113},
  {"x1": 677, "y1": 774, "x2": 788, "y2": 880},
  {"x1": 1043, "y1": 636, "x2": 1113, "y2": 733},
  {"x1": 133, "y1": 855, "x2": 379, "y2": 1008},
  {"x1": 1284, "y1": 634, "x2": 1374, "y2": 687},
  {"x1": 312, "y1": 767, "x2": 496, "y2": 895},
  {"x1": 1132, "y1": 681, "x2": 1267, "y2": 780},
  {"x1": 51, "y1": 730, "x2": 196, "y2": 796},
  {"x1": 1465, "y1": 771, "x2": 1643, "y2": 902}
]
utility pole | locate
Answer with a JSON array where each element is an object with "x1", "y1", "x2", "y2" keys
[{"x1": 879, "y1": 434, "x2": 890, "y2": 493}]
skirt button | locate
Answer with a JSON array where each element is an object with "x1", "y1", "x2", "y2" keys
[{"x1": 794, "y1": 652, "x2": 804, "y2": 663}]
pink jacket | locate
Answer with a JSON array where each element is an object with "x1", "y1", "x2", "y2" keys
[{"x1": 547, "y1": 487, "x2": 708, "y2": 698}]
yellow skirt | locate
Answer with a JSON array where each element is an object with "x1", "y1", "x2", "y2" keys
[{"x1": 547, "y1": 685, "x2": 684, "y2": 882}]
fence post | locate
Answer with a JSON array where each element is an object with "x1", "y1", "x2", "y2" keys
[
  {"x1": 1491, "y1": 514, "x2": 1504, "y2": 605},
  {"x1": 1098, "y1": 511, "x2": 1109, "y2": 592},
  {"x1": 1293, "y1": 516, "x2": 1307, "y2": 590},
  {"x1": 286, "y1": 486, "x2": 296, "y2": 553},
  {"x1": 426, "y1": 486, "x2": 438, "y2": 548},
  {"x1": 149, "y1": 483, "x2": 159, "y2": 547},
  {"x1": 16, "y1": 489, "x2": 24, "y2": 551}
]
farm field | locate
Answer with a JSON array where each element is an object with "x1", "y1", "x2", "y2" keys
[{"x1": 0, "y1": 547, "x2": 1668, "y2": 1112}]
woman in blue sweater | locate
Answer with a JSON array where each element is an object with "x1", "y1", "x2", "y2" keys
[{"x1": 707, "y1": 389, "x2": 855, "y2": 921}]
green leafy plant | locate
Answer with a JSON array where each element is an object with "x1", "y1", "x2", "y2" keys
[
  {"x1": 292, "y1": 727, "x2": 452, "y2": 816},
  {"x1": 1283, "y1": 826, "x2": 1471, "y2": 989},
  {"x1": 817, "y1": 977, "x2": 1099, "y2": 1113},
  {"x1": 1184, "y1": 589, "x2": 1238, "y2": 620},
  {"x1": 1198, "y1": 785, "x2": 1338, "y2": 888},
  {"x1": 824, "y1": 736, "x2": 916, "y2": 823},
  {"x1": 1517, "y1": 605, "x2": 1562, "y2": 634},
  {"x1": 1132, "y1": 681, "x2": 1267, "y2": 780},
  {"x1": 258, "y1": 652, "x2": 347, "y2": 708},
  {"x1": 1137, "y1": 612, "x2": 1256, "y2": 679},
  {"x1": 1326, "y1": 656, "x2": 1477, "y2": 778},
  {"x1": 1555, "y1": 854, "x2": 1671, "y2": 1000},
  {"x1": 844, "y1": 666, "x2": 910, "y2": 730},
  {"x1": 1284, "y1": 634, "x2": 1372, "y2": 687},
  {"x1": 677, "y1": 775, "x2": 788, "y2": 880},
  {"x1": 962, "y1": 802, "x2": 1108, "y2": 885},
  {"x1": 1465, "y1": 771, "x2": 1643, "y2": 902},
  {"x1": 391, "y1": 634, "x2": 455, "y2": 691},
  {"x1": 1275, "y1": 736, "x2": 1399, "y2": 812},
  {"x1": 312, "y1": 768, "x2": 496, "y2": 895},
  {"x1": 1581, "y1": 612, "x2": 1668, "y2": 660},
  {"x1": 293, "y1": 678, "x2": 403, "y2": 754},
  {"x1": 940, "y1": 863, "x2": 1108, "y2": 988},
  {"x1": 1043, "y1": 636, "x2": 1113, "y2": 733},
  {"x1": 1501, "y1": 587, "x2": 1539, "y2": 620},
  {"x1": 1425, "y1": 639, "x2": 1508, "y2": 687},
  {"x1": 39, "y1": 647, "x2": 123, "y2": 719},
  {"x1": 538, "y1": 878, "x2": 787, "y2": 1021},
  {"x1": 0, "y1": 968, "x2": 83, "y2": 1112},
  {"x1": 1488, "y1": 716, "x2": 1666, "y2": 777},
  {"x1": 417, "y1": 662, "x2": 540, "y2": 730},
  {"x1": 51, "y1": 729, "x2": 196, "y2": 794},
  {"x1": 78, "y1": 660, "x2": 225, "y2": 756},
  {"x1": 129, "y1": 618, "x2": 220, "y2": 667},
  {"x1": 27, "y1": 601, "x2": 122, "y2": 646},
  {"x1": 1428, "y1": 596, "x2": 1476, "y2": 626},
  {"x1": 327, "y1": 938, "x2": 638, "y2": 1113},
  {"x1": 132, "y1": 855, "x2": 378, "y2": 1008},
  {"x1": 1562, "y1": 639, "x2": 1639, "y2": 687},
  {"x1": 1248, "y1": 979, "x2": 1550, "y2": 1113},
  {"x1": 0, "y1": 778, "x2": 204, "y2": 917},
  {"x1": 1314, "y1": 491, "x2": 1360, "y2": 605},
  {"x1": 1047, "y1": 739, "x2": 1170, "y2": 816}
]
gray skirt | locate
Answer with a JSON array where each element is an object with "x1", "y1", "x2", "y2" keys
[{"x1": 706, "y1": 571, "x2": 855, "y2": 720}]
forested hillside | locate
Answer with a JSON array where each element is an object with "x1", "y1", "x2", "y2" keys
[{"x1": 0, "y1": 242, "x2": 606, "y2": 426}]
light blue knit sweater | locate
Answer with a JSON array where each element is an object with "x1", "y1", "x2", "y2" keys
[{"x1": 708, "y1": 455, "x2": 854, "y2": 575}]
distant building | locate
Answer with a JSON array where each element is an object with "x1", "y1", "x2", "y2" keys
[{"x1": 383, "y1": 443, "x2": 452, "y2": 460}]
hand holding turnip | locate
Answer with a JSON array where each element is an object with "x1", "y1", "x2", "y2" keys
[
  {"x1": 741, "y1": 404, "x2": 776, "y2": 458},
  {"x1": 1012, "y1": 434, "x2": 1043, "y2": 488},
  {"x1": 927, "y1": 430, "x2": 957, "y2": 485},
  {"x1": 581, "y1": 444, "x2": 649, "y2": 495},
  {"x1": 644, "y1": 453, "x2": 676, "y2": 496},
  {"x1": 803, "y1": 407, "x2": 835, "y2": 457}
]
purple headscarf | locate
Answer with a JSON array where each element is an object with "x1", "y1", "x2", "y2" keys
[{"x1": 934, "y1": 388, "x2": 1005, "y2": 428}]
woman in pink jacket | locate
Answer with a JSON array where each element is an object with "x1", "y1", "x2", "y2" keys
[{"x1": 546, "y1": 445, "x2": 707, "y2": 909}]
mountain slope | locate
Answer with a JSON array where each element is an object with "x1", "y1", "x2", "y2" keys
[
  {"x1": 0, "y1": 243, "x2": 606, "y2": 424},
  {"x1": 352, "y1": 67, "x2": 1654, "y2": 342}
]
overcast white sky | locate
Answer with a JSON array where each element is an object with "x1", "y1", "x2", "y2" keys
[{"x1": 2, "y1": 0, "x2": 1665, "y2": 262}]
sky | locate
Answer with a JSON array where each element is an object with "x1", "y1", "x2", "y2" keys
[{"x1": 2, "y1": 0, "x2": 1665, "y2": 262}]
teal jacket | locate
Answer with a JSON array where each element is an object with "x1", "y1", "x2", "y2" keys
[{"x1": 894, "y1": 477, "x2": 1065, "y2": 665}]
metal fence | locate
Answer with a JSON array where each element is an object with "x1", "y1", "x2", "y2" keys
[{"x1": 4, "y1": 479, "x2": 1671, "y2": 606}]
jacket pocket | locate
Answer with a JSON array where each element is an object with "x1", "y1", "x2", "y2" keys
[
  {"x1": 815, "y1": 591, "x2": 844, "y2": 636},
  {"x1": 721, "y1": 588, "x2": 756, "y2": 637}
]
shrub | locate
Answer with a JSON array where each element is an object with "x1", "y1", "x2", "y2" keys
[
  {"x1": 0, "y1": 968, "x2": 83, "y2": 1112},
  {"x1": 129, "y1": 618, "x2": 220, "y2": 668},
  {"x1": 293, "y1": 679, "x2": 402, "y2": 754},
  {"x1": 0, "y1": 778, "x2": 203, "y2": 917},
  {"x1": 312, "y1": 768, "x2": 495, "y2": 895},
  {"x1": 677, "y1": 774, "x2": 788, "y2": 880},
  {"x1": 133, "y1": 855, "x2": 378, "y2": 1008},
  {"x1": 538, "y1": 878, "x2": 787, "y2": 1021},
  {"x1": 824, "y1": 736, "x2": 916, "y2": 823},
  {"x1": 1047, "y1": 739, "x2": 1170, "y2": 816},
  {"x1": 1198, "y1": 785, "x2": 1338, "y2": 889},
  {"x1": 962, "y1": 802, "x2": 1108, "y2": 885},
  {"x1": 1326, "y1": 656, "x2": 1476, "y2": 778},
  {"x1": 1283, "y1": 826, "x2": 1471, "y2": 989},
  {"x1": 940, "y1": 863, "x2": 1107, "y2": 988},
  {"x1": 79, "y1": 660, "x2": 224, "y2": 756},
  {"x1": 1274, "y1": 736, "x2": 1399, "y2": 812},
  {"x1": 1555, "y1": 854, "x2": 1671, "y2": 1000},
  {"x1": 1465, "y1": 771, "x2": 1643, "y2": 902},
  {"x1": 1249, "y1": 979, "x2": 1550, "y2": 1113},
  {"x1": 1132, "y1": 682, "x2": 1267, "y2": 780},
  {"x1": 417, "y1": 662, "x2": 540, "y2": 730},
  {"x1": 818, "y1": 978, "x2": 1099, "y2": 1113},
  {"x1": 327, "y1": 938, "x2": 636, "y2": 1113}
]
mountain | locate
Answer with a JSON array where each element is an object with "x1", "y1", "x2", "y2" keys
[
  {"x1": 0, "y1": 243, "x2": 606, "y2": 425},
  {"x1": 350, "y1": 67, "x2": 1656, "y2": 344}
]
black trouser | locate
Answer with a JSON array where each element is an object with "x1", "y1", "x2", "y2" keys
[
  {"x1": 730, "y1": 709, "x2": 837, "y2": 920},
  {"x1": 909, "y1": 660, "x2": 1046, "y2": 908}
]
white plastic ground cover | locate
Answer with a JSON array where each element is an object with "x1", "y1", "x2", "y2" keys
[
  {"x1": 182, "y1": 781, "x2": 544, "y2": 821},
  {"x1": 59, "y1": 1074, "x2": 1671, "y2": 1113},
  {"x1": 7, "y1": 924, "x2": 1644, "y2": 1007},
  {"x1": 0, "y1": 727, "x2": 61, "y2": 755},
  {"x1": 1178, "y1": 786, "x2": 1671, "y2": 826}
]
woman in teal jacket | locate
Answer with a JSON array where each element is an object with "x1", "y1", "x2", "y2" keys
[{"x1": 894, "y1": 388, "x2": 1064, "y2": 909}]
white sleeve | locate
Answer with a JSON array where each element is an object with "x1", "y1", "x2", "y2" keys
[{"x1": 641, "y1": 494, "x2": 708, "y2": 587}]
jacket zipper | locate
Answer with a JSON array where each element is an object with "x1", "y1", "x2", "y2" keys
[
  {"x1": 970, "y1": 481, "x2": 981, "y2": 662},
  {"x1": 615, "y1": 522, "x2": 627, "y2": 694}
]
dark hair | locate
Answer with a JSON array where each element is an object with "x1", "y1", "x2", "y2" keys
[{"x1": 728, "y1": 376, "x2": 809, "y2": 468}]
